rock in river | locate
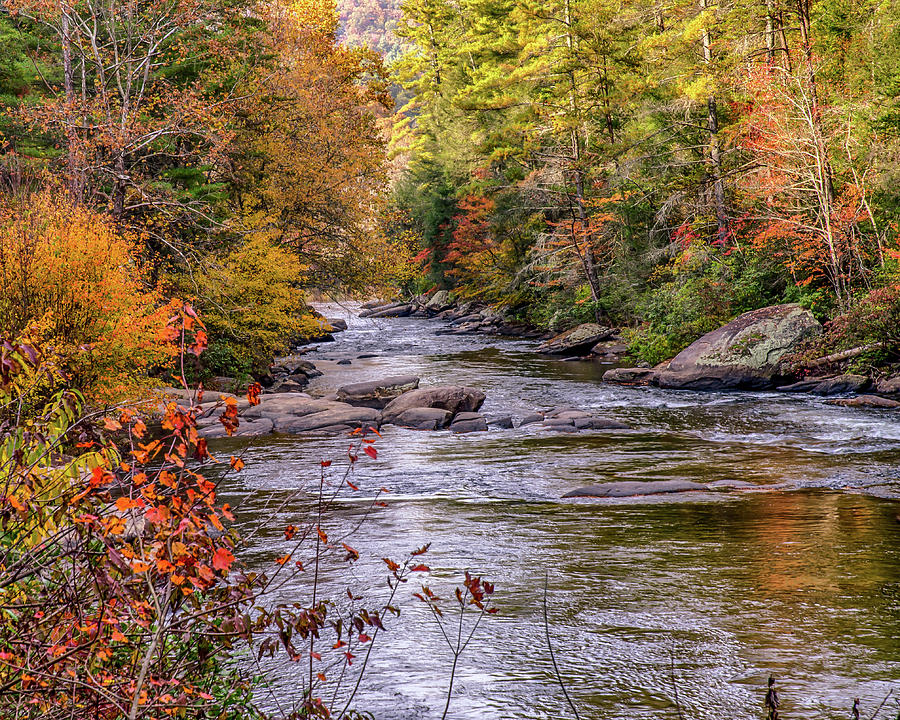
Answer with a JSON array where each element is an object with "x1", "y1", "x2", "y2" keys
[
  {"x1": 537, "y1": 323, "x2": 614, "y2": 355},
  {"x1": 656, "y1": 303, "x2": 822, "y2": 390},
  {"x1": 273, "y1": 406, "x2": 381, "y2": 434},
  {"x1": 602, "y1": 367, "x2": 657, "y2": 386},
  {"x1": 450, "y1": 412, "x2": 488, "y2": 433},
  {"x1": 393, "y1": 407, "x2": 453, "y2": 430},
  {"x1": 382, "y1": 385, "x2": 486, "y2": 424},
  {"x1": 336, "y1": 375, "x2": 420, "y2": 409},
  {"x1": 563, "y1": 480, "x2": 706, "y2": 498},
  {"x1": 826, "y1": 394, "x2": 900, "y2": 409},
  {"x1": 201, "y1": 418, "x2": 274, "y2": 439}
]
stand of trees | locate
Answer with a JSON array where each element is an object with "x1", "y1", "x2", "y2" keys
[
  {"x1": 0, "y1": 0, "x2": 408, "y2": 394},
  {"x1": 387, "y1": 0, "x2": 900, "y2": 366}
]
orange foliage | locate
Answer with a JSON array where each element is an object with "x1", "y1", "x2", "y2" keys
[{"x1": 0, "y1": 191, "x2": 174, "y2": 401}]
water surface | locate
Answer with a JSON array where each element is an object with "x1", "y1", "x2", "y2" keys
[{"x1": 217, "y1": 304, "x2": 900, "y2": 719}]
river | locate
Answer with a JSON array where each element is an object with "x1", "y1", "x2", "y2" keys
[{"x1": 216, "y1": 303, "x2": 900, "y2": 720}]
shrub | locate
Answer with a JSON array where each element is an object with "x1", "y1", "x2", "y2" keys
[
  {"x1": 187, "y1": 236, "x2": 309, "y2": 376},
  {"x1": 0, "y1": 191, "x2": 173, "y2": 403}
]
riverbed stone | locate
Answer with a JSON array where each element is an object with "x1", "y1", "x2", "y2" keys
[
  {"x1": 450, "y1": 412, "x2": 488, "y2": 433},
  {"x1": 245, "y1": 396, "x2": 345, "y2": 419},
  {"x1": 602, "y1": 367, "x2": 657, "y2": 386},
  {"x1": 272, "y1": 355, "x2": 320, "y2": 377},
  {"x1": 382, "y1": 385, "x2": 486, "y2": 424},
  {"x1": 487, "y1": 415, "x2": 514, "y2": 429},
  {"x1": 708, "y1": 479, "x2": 758, "y2": 489},
  {"x1": 562, "y1": 480, "x2": 706, "y2": 498},
  {"x1": 201, "y1": 417, "x2": 274, "y2": 439},
  {"x1": 336, "y1": 375, "x2": 421, "y2": 409},
  {"x1": 426, "y1": 290, "x2": 453, "y2": 311},
  {"x1": 810, "y1": 374, "x2": 870, "y2": 395},
  {"x1": 874, "y1": 376, "x2": 900, "y2": 396},
  {"x1": 519, "y1": 414, "x2": 544, "y2": 427},
  {"x1": 537, "y1": 323, "x2": 615, "y2": 355},
  {"x1": 826, "y1": 394, "x2": 900, "y2": 408},
  {"x1": 274, "y1": 406, "x2": 381, "y2": 434},
  {"x1": 393, "y1": 407, "x2": 453, "y2": 430},
  {"x1": 326, "y1": 318, "x2": 348, "y2": 332},
  {"x1": 656, "y1": 303, "x2": 822, "y2": 390}
]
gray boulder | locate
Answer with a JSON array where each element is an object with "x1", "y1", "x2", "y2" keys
[
  {"x1": 563, "y1": 480, "x2": 705, "y2": 498},
  {"x1": 272, "y1": 355, "x2": 320, "y2": 377},
  {"x1": 393, "y1": 407, "x2": 453, "y2": 430},
  {"x1": 450, "y1": 412, "x2": 488, "y2": 433},
  {"x1": 487, "y1": 415, "x2": 514, "y2": 429},
  {"x1": 426, "y1": 290, "x2": 453, "y2": 311},
  {"x1": 656, "y1": 304, "x2": 822, "y2": 390},
  {"x1": 382, "y1": 385, "x2": 486, "y2": 424},
  {"x1": 274, "y1": 406, "x2": 381, "y2": 434},
  {"x1": 810, "y1": 374, "x2": 870, "y2": 395},
  {"x1": 602, "y1": 367, "x2": 657, "y2": 386},
  {"x1": 245, "y1": 396, "x2": 345, "y2": 419},
  {"x1": 201, "y1": 417, "x2": 274, "y2": 439},
  {"x1": 336, "y1": 375, "x2": 420, "y2": 408},
  {"x1": 537, "y1": 323, "x2": 615, "y2": 355},
  {"x1": 326, "y1": 318, "x2": 348, "y2": 332}
]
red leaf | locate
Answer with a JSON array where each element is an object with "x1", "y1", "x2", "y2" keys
[
  {"x1": 211, "y1": 547, "x2": 234, "y2": 573},
  {"x1": 363, "y1": 445, "x2": 377, "y2": 460}
]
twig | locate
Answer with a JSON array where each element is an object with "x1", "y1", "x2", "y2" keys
[{"x1": 542, "y1": 572, "x2": 580, "y2": 719}]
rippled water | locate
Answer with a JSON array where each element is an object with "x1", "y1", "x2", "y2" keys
[{"x1": 215, "y1": 303, "x2": 900, "y2": 719}]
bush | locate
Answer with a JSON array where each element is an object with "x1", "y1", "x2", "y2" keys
[
  {"x1": 0, "y1": 191, "x2": 173, "y2": 403},
  {"x1": 186, "y1": 236, "x2": 309, "y2": 376}
]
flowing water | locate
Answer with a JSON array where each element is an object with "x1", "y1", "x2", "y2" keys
[{"x1": 216, "y1": 304, "x2": 900, "y2": 720}]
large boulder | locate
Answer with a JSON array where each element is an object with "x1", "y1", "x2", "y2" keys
[
  {"x1": 656, "y1": 304, "x2": 822, "y2": 390},
  {"x1": 537, "y1": 323, "x2": 614, "y2": 355},
  {"x1": 382, "y1": 385, "x2": 486, "y2": 424},
  {"x1": 336, "y1": 375, "x2": 421, "y2": 409},
  {"x1": 426, "y1": 290, "x2": 453, "y2": 311}
]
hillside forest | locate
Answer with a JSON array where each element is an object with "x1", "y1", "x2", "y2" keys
[{"x1": 1, "y1": 0, "x2": 900, "y2": 716}]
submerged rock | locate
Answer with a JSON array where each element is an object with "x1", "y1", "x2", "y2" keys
[
  {"x1": 336, "y1": 375, "x2": 420, "y2": 409},
  {"x1": 656, "y1": 304, "x2": 822, "y2": 390},
  {"x1": 562, "y1": 480, "x2": 706, "y2": 498},
  {"x1": 537, "y1": 323, "x2": 614, "y2": 355}
]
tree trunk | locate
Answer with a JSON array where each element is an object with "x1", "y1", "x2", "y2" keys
[
  {"x1": 61, "y1": 10, "x2": 81, "y2": 202},
  {"x1": 699, "y1": 0, "x2": 730, "y2": 243}
]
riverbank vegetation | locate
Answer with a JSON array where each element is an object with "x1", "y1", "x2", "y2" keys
[
  {"x1": 382, "y1": 0, "x2": 900, "y2": 371},
  {"x1": 0, "y1": 0, "x2": 413, "y2": 396}
]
